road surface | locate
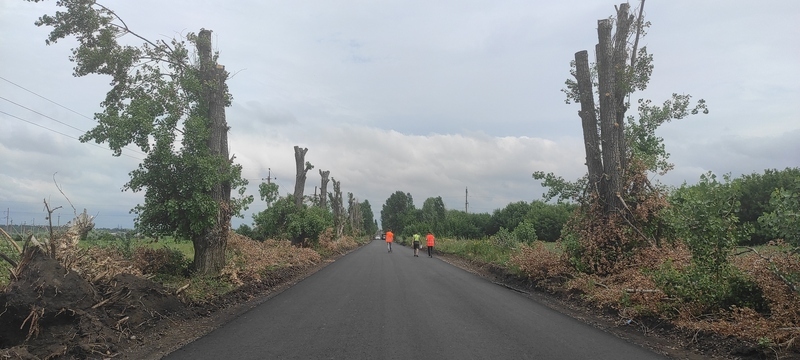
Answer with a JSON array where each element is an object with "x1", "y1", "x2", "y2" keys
[{"x1": 165, "y1": 240, "x2": 666, "y2": 360}]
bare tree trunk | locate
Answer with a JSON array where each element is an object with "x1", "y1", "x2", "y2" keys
[
  {"x1": 612, "y1": 3, "x2": 633, "y2": 173},
  {"x1": 596, "y1": 19, "x2": 622, "y2": 215},
  {"x1": 293, "y1": 146, "x2": 310, "y2": 208},
  {"x1": 329, "y1": 179, "x2": 344, "y2": 238},
  {"x1": 319, "y1": 169, "x2": 330, "y2": 210},
  {"x1": 193, "y1": 29, "x2": 231, "y2": 276},
  {"x1": 574, "y1": 50, "x2": 605, "y2": 195}
]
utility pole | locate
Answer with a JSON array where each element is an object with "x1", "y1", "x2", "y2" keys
[
  {"x1": 262, "y1": 167, "x2": 276, "y2": 184},
  {"x1": 262, "y1": 167, "x2": 277, "y2": 207},
  {"x1": 465, "y1": 187, "x2": 469, "y2": 213}
]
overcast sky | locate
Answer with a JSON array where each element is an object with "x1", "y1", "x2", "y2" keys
[{"x1": 1, "y1": 0, "x2": 798, "y2": 230}]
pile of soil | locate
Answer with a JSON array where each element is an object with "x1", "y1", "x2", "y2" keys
[{"x1": 0, "y1": 247, "x2": 187, "y2": 359}]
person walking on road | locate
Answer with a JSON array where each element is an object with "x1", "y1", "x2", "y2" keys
[
  {"x1": 426, "y1": 231, "x2": 435, "y2": 258},
  {"x1": 386, "y1": 229, "x2": 394, "y2": 253},
  {"x1": 412, "y1": 233, "x2": 421, "y2": 257}
]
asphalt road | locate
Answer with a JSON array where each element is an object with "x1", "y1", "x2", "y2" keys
[{"x1": 164, "y1": 240, "x2": 667, "y2": 360}]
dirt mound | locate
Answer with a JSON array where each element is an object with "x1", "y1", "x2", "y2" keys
[{"x1": 0, "y1": 246, "x2": 187, "y2": 359}]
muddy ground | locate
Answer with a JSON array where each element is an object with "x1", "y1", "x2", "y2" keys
[{"x1": 1, "y1": 244, "x2": 796, "y2": 359}]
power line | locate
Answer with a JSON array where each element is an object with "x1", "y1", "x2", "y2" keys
[
  {"x1": 0, "y1": 95, "x2": 86, "y2": 133},
  {"x1": 0, "y1": 76, "x2": 147, "y2": 157},
  {"x1": 0, "y1": 75, "x2": 94, "y2": 122},
  {"x1": 0, "y1": 110, "x2": 143, "y2": 161}
]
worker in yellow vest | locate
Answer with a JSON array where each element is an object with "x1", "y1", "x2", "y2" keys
[{"x1": 412, "y1": 233, "x2": 421, "y2": 257}]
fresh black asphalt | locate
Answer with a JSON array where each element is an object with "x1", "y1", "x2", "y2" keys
[{"x1": 164, "y1": 240, "x2": 668, "y2": 360}]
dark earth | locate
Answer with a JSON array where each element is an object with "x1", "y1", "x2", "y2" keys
[{"x1": 0, "y1": 243, "x2": 796, "y2": 359}]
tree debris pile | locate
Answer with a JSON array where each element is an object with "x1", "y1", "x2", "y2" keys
[{"x1": 0, "y1": 246, "x2": 188, "y2": 359}]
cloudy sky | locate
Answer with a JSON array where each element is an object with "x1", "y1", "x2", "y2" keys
[{"x1": 1, "y1": 0, "x2": 798, "y2": 230}]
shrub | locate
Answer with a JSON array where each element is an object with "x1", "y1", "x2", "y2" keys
[
  {"x1": 512, "y1": 220, "x2": 537, "y2": 243},
  {"x1": 133, "y1": 247, "x2": 190, "y2": 276},
  {"x1": 510, "y1": 241, "x2": 565, "y2": 281}
]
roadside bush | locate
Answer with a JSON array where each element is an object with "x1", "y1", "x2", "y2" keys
[
  {"x1": 512, "y1": 220, "x2": 537, "y2": 243},
  {"x1": 509, "y1": 241, "x2": 566, "y2": 281},
  {"x1": 490, "y1": 227, "x2": 518, "y2": 249},
  {"x1": 652, "y1": 261, "x2": 766, "y2": 313},
  {"x1": 133, "y1": 247, "x2": 190, "y2": 276},
  {"x1": 758, "y1": 182, "x2": 800, "y2": 246}
]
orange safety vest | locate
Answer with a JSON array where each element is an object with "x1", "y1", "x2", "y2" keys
[
  {"x1": 386, "y1": 231, "x2": 394, "y2": 243},
  {"x1": 426, "y1": 233, "x2": 435, "y2": 246}
]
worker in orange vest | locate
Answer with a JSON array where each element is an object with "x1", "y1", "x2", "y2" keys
[
  {"x1": 385, "y1": 229, "x2": 394, "y2": 253},
  {"x1": 426, "y1": 231, "x2": 435, "y2": 258}
]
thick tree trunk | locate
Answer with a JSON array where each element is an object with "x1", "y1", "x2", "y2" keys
[
  {"x1": 194, "y1": 29, "x2": 231, "y2": 276},
  {"x1": 293, "y1": 146, "x2": 309, "y2": 208},
  {"x1": 319, "y1": 169, "x2": 330, "y2": 210},
  {"x1": 574, "y1": 50, "x2": 604, "y2": 195},
  {"x1": 596, "y1": 19, "x2": 625, "y2": 215},
  {"x1": 613, "y1": 3, "x2": 633, "y2": 173}
]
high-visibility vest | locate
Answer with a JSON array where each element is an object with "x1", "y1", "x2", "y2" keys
[
  {"x1": 386, "y1": 231, "x2": 394, "y2": 243},
  {"x1": 426, "y1": 233, "x2": 434, "y2": 246}
]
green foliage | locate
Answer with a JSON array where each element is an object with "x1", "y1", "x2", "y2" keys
[
  {"x1": 490, "y1": 227, "x2": 519, "y2": 250},
  {"x1": 738, "y1": 168, "x2": 800, "y2": 245},
  {"x1": 442, "y1": 210, "x2": 490, "y2": 239},
  {"x1": 531, "y1": 172, "x2": 588, "y2": 204},
  {"x1": 758, "y1": 181, "x2": 800, "y2": 246},
  {"x1": 259, "y1": 182, "x2": 280, "y2": 205},
  {"x1": 28, "y1": 1, "x2": 253, "y2": 246},
  {"x1": 436, "y1": 238, "x2": 511, "y2": 265},
  {"x1": 526, "y1": 201, "x2": 575, "y2": 242},
  {"x1": 626, "y1": 94, "x2": 708, "y2": 175},
  {"x1": 252, "y1": 196, "x2": 332, "y2": 245},
  {"x1": 421, "y1": 196, "x2": 446, "y2": 235},
  {"x1": 489, "y1": 201, "x2": 530, "y2": 235},
  {"x1": 654, "y1": 173, "x2": 768, "y2": 312},
  {"x1": 286, "y1": 206, "x2": 332, "y2": 247},
  {"x1": 234, "y1": 223, "x2": 255, "y2": 239},
  {"x1": 652, "y1": 261, "x2": 767, "y2": 313},
  {"x1": 512, "y1": 220, "x2": 537, "y2": 243},
  {"x1": 380, "y1": 191, "x2": 416, "y2": 234},
  {"x1": 559, "y1": 231, "x2": 589, "y2": 273},
  {"x1": 360, "y1": 200, "x2": 378, "y2": 236},
  {"x1": 666, "y1": 173, "x2": 752, "y2": 272}
]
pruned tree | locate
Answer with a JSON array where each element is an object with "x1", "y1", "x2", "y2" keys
[
  {"x1": 535, "y1": 1, "x2": 707, "y2": 274},
  {"x1": 319, "y1": 169, "x2": 331, "y2": 210},
  {"x1": 27, "y1": 1, "x2": 252, "y2": 275},
  {"x1": 293, "y1": 146, "x2": 313, "y2": 208},
  {"x1": 347, "y1": 192, "x2": 363, "y2": 236},
  {"x1": 328, "y1": 178, "x2": 345, "y2": 237}
]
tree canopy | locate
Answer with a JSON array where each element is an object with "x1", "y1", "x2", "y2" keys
[{"x1": 28, "y1": 0, "x2": 251, "y2": 274}]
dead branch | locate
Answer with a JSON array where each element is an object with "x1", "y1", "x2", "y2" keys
[
  {"x1": 43, "y1": 199, "x2": 62, "y2": 258},
  {"x1": 0, "y1": 251, "x2": 17, "y2": 267},
  {"x1": 1, "y1": 227, "x2": 22, "y2": 254},
  {"x1": 21, "y1": 305, "x2": 44, "y2": 341},
  {"x1": 175, "y1": 282, "x2": 191, "y2": 295},
  {"x1": 737, "y1": 246, "x2": 799, "y2": 293},
  {"x1": 625, "y1": 288, "x2": 660, "y2": 293},
  {"x1": 617, "y1": 194, "x2": 658, "y2": 248}
]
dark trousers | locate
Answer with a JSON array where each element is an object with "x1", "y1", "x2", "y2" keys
[{"x1": 427, "y1": 246, "x2": 434, "y2": 257}]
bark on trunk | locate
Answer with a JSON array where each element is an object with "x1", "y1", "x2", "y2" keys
[
  {"x1": 612, "y1": 3, "x2": 633, "y2": 173},
  {"x1": 329, "y1": 179, "x2": 344, "y2": 238},
  {"x1": 319, "y1": 169, "x2": 330, "y2": 210},
  {"x1": 574, "y1": 50, "x2": 605, "y2": 195},
  {"x1": 596, "y1": 19, "x2": 624, "y2": 215},
  {"x1": 293, "y1": 146, "x2": 310, "y2": 208},
  {"x1": 193, "y1": 29, "x2": 231, "y2": 276}
]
